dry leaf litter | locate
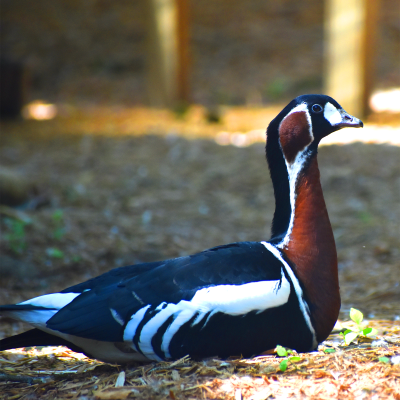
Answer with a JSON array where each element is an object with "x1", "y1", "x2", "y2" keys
[{"x1": 1, "y1": 110, "x2": 399, "y2": 399}]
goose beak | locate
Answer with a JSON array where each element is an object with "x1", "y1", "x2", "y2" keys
[{"x1": 336, "y1": 109, "x2": 364, "y2": 128}]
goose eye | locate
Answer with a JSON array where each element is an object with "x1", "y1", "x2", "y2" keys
[{"x1": 311, "y1": 104, "x2": 323, "y2": 113}]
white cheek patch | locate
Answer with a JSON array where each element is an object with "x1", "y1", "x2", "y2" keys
[{"x1": 324, "y1": 102, "x2": 342, "y2": 125}]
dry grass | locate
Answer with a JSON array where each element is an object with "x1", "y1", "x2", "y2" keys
[
  {"x1": 1, "y1": 108, "x2": 399, "y2": 399},
  {"x1": 1, "y1": 321, "x2": 399, "y2": 399}
]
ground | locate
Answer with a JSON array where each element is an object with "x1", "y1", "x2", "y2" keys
[
  {"x1": 1, "y1": 1, "x2": 399, "y2": 397},
  {"x1": 0, "y1": 107, "x2": 399, "y2": 399}
]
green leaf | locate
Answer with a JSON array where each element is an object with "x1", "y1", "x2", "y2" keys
[
  {"x1": 276, "y1": 345, "x2": 287, "y2": 357},
  {"x1": 350, "y1": 308, "x2": 363, "y2": 325},
  {"x1": 279, "y1": 359, "x2": 288, "y2": 372},
  {"x1": 344, "y1": 331, "x2": 359, "y2": 345},
  {"x1": 72, "y1": 255, "x2": 81, "y2": 263},
  {"x1": 53, "y1": 227, "x2": 66, "y2": 240},
  {"x1": 365, "y1": 328, "x2": 378, "y2": 337},
  {"x1": 324, "y1": 348, "x2": 336, "y2": 354},
  {"x1": 289, "y1": 356, "x2": 301, "y2": 363},
  {"x1": 52, "y1": 209, "x2": 64, "y2": 221},
  {"x1": 46, "y1": 247, "x2": 64, "y2": 259},
  {"x1": 358, "y1": 211, "x2": 372, "y2": 224},
  {"x1": 362, "y1": 327, "x2": 372, "y2": 335},
  {"x1": 378, "y1": 357, "x2": 390, "y2": 364},
  {"x1": 343, "y1": 329, "x2": 353, "y2": 335}
]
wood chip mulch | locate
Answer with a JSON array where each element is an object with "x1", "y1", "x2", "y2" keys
[
  {"x1": 1, "y1": 320, "x2": 399, "y2": 400},
  {"x1": 1, "y1": 113, "x2": 399, "y2": 399}
]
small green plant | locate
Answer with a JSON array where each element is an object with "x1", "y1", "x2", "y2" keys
[
  {"x1": 71, "y1": 255, "x2": 81, "y2": 263},
  {"x1": 52, "y1": 209, "x2": 66, "y2": 240},
  {"x1": 3, "y1": 218, "x2": 30, "y2": 254},
  {"x1": 378, "y1": 356, "x2": 390, "y2": 364},
  {"x1": 358, "y1": 211, "x2": 373, "y2": 224},
  {"x1": 276, "y1": 345, "x2": 301, "y2": 372},
  {"x1": 324, "y1": 348, "x2": 336, "y2": 354},
  {"x1": 340, "y1": 308, "x2": 378, "y2": 345},
  {"x1": 173, "y1": 101, "x2": 190, "y2": 119},
  {"x1": 46, "y1": 247, "x2": 64, "y2": 259},
  {"x1": 264, "y1": 78, "x2": 290, "y2": 101}
]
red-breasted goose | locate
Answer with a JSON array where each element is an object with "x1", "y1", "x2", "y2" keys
[{"x1": 0, "y1": 94, "x2": 363, "y2": 363}]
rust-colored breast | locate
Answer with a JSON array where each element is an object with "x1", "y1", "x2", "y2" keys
[
  {"x1": 282, "y1": 157, "x2": 340, "y2": 342},
  {"x1": 279, "y1": 111, "x2": 312, "y2": 163}
]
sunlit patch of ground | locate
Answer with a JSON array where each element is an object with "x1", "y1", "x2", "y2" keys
[
  {"x1": 1, "y1": 320, "x2": 399, "y2": 399},
  {"x1": 14, "y1": 103, "x2": 400, "y2": 147},
  {"x1": 1, "y1": 106, "x2": 399, "y2": 399}
]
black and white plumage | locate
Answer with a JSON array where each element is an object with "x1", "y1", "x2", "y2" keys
[{"x1": 0, "y1": 94, "x2": 363, "y2": 363}]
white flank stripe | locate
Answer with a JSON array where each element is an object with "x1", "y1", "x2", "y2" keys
[
  {"x1": 261, "y1": 241, "x2": 317, "y2": 349},
  {"x1": 155, "y1": 302, "x2": 167, "y2": 311},
  {"x1": 189, "y1": 276, "x2": 290, "y2": 316},
  {"x1": 19, "y1": 292, "x2": 80, "y2": 309},
  {"x1": 123, "y1": 305, "x2": 151, "y2": 352},
  {"x1": 127, "y1": 275, "x2": 291, "y2": 360},
  {"x1": 161, "y1": 275, "x2": 291, "y2": 358},
  {"x1": 324, "y1": 102, "x2": 342, "y2": 125},
  {"x1": 161, "y1": 305, "x2": 197, "y2": 359},
  {"x1": 110, "y1": 308, "x2": 125, "y2": 326},
  {"x1": 131, "y1": 290, "x2": 144, "y2": 305},
  {"x1": 138, "y1": 304, "x2": 181, "y2": 361}
]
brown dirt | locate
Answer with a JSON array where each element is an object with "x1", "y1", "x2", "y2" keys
[
  {"x1": 0, "y1": 109, "x2": 399, "y2": 399},
  {"x1": 1, "y1": 324, "x2": 399, "y2": 400},
  {"x1": 1, "y1": 1, "x2": 399, "y2": 397}
]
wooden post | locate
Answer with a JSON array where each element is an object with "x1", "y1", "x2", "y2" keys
[
  {"x1": 0, "y1": 58, "x2": 25, "y2": 119},
  {"x1": 145, "y1": 0, "x2": 190, "y2": 108},
  {"x1": 324, "y1": 0, "x2": 379, "y2": 117},
  {"x1": 176, "y1": 0, "x2": 190, "y2": 104},
  {"x1": 361, "y1": 0, "x2": 379, "y2": 116}
]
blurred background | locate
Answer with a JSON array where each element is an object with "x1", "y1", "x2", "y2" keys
[{"x1": 0, "y1": 0, "x2": 399, "y2": 333}]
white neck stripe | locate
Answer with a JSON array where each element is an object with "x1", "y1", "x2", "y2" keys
[
  {"x1": 278, "y1": 103, "x2": 314, "y2": 248},
  {"x1": 261, "y1": 241, "x2": 317, "y2": 349}
]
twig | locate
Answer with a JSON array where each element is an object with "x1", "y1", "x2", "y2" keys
[{"x1": 0, "y1": 372, "x2": 53, "y2": 384}]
